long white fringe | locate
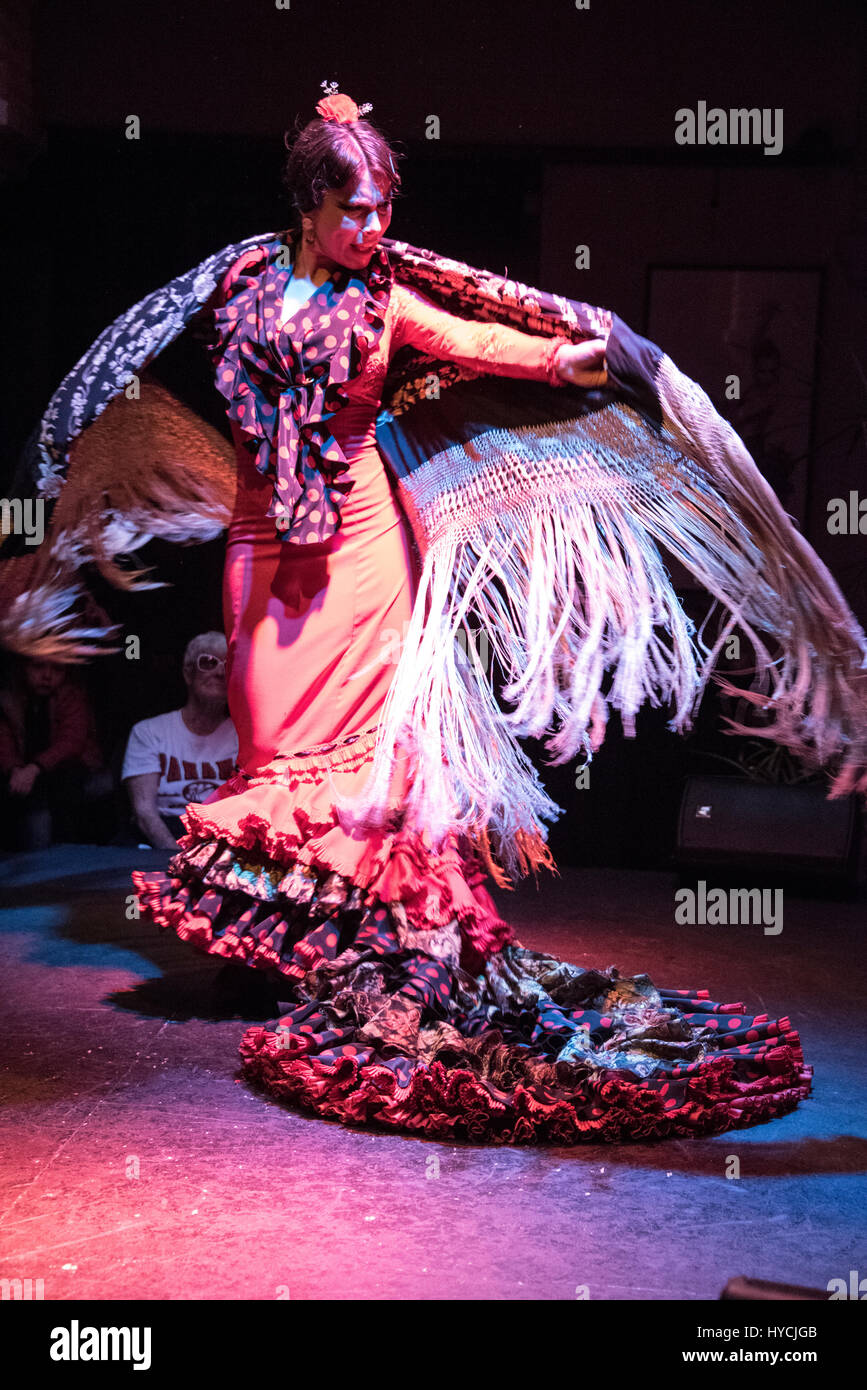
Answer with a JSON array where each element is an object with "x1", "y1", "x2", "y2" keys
[
  {"x1": 330, "y1": 391, "x2": 867, "y2": 880},
  {"x1": 655, "y1": 353, "x2": 867, "y2": 794}
]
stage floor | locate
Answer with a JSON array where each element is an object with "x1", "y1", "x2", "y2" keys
[{"x1": 0, "y1": 844, "x2": 864, "y2": 1301}]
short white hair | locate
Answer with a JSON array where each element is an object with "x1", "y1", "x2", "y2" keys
[{"x1": 183, "y1": 631, "x2": 227, "y2": 673}]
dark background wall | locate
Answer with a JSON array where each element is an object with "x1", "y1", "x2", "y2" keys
[{"x1": 1, "y1": 0, "x2": 865, "y2": 865}]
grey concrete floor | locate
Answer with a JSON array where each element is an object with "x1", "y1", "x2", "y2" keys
[{"x1": 0, "y1": 844, "x2": 864, "y2": 1301}]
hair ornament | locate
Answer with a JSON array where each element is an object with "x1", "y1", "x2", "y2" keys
[{"x1": 316, "y1": 80, "x2": 373, "y2": 123}]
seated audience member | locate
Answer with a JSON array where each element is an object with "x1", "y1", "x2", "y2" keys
[
  {"x1": 0, "y1": 656, "x2": 109, "y2": 850},
  {"x1": 122, "y1": 632, "x2": 238, "y2": 849}
]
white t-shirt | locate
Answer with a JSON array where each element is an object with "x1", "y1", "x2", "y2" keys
[{"x1": 122, "y1": 708, "x2": 239, "y2": 815}]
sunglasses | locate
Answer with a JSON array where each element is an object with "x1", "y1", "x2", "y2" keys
[{"x1": 196, "y1": 653, "x2": 226, "y2": 672}]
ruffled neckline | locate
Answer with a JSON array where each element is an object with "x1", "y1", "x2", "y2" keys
[{"x1": 207, "y1": 227, "x2": 393, "y2": 545}]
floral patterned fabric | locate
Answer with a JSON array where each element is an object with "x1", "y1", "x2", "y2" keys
[
  {"x1": 133, "y1": 826, "x2": 813, "y2": 1143},
  {"x1": 131, "y1": 724, "x2": 813, "y2": 1144}
]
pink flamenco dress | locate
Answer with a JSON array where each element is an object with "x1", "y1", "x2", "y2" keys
[{"x1": 131, "y1": 234, "x2": 813, "y2": 1144}]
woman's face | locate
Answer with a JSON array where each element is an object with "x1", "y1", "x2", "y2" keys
[{"x1": 308, "y1": 166, "x2": 393, "y2": 271}]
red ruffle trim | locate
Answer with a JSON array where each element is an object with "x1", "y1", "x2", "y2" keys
[
  {"x1": 132, "y1": 726, "x2": 515, "y2": 972},
  {"x1": 238, "y1": 1023, "x2": 813, "y2": 1145}
]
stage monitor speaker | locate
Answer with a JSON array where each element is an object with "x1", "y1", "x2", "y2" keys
[
  {"x1": 720, "y1": 1275, "x2": 831, "y2": 1300},
  {"x1": 676, "y1": 775, "x2": 860, "y2": 879}
]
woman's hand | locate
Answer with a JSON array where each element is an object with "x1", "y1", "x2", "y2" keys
[{"x1": 555, "y1": 338, "x2": 609, "y2": 388}]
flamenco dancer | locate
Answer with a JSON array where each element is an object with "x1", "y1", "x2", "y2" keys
[{"x1": 4, "y1": 84, "x2": 867, "y2": 1144}]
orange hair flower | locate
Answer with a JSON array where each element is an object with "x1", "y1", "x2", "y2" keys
[{"x1": 316, "y1": 92, "x2": 361, "y2": 124}]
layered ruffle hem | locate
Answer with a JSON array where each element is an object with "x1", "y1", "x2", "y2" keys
[{"x1": 131, "y1": 727, "x2": 813, "y2": 1144}]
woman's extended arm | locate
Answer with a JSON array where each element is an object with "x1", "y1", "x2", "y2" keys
[{"x1": 390, "y1": 282, "x2": 608, "y2": 387}]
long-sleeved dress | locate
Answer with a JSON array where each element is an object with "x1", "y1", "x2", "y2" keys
[{"x1": 131, "y1": 271, "x2": 813, "y2": 1144}]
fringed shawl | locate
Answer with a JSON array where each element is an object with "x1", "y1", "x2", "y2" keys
[{"x1": 1, "y1": 231, "x2": 866, "y2": 883}]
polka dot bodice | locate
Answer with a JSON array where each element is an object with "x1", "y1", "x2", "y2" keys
[
  {"x1": 208, "y1": 230, "x2": 392, "y2": 547},
  {"x1": 210, "y1": 234, "x2": 567, "y2": 548}
]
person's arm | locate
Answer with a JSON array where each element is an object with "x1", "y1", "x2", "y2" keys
[
  {"x1": 390, "y1": 283, "x2": 607, "y2": 387},
  {"x1": 121, "y1": 720, "x2": 179, "y2": 849},
  {"x1": 32, "y1": 682, "x2": 90, "y2": 774},
  {"x1": 0, "y1": 713, "x2": 22, "y2": 777},
  {"x1": 125, "y1": 771, "x2": 179, "y2": 849}
]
